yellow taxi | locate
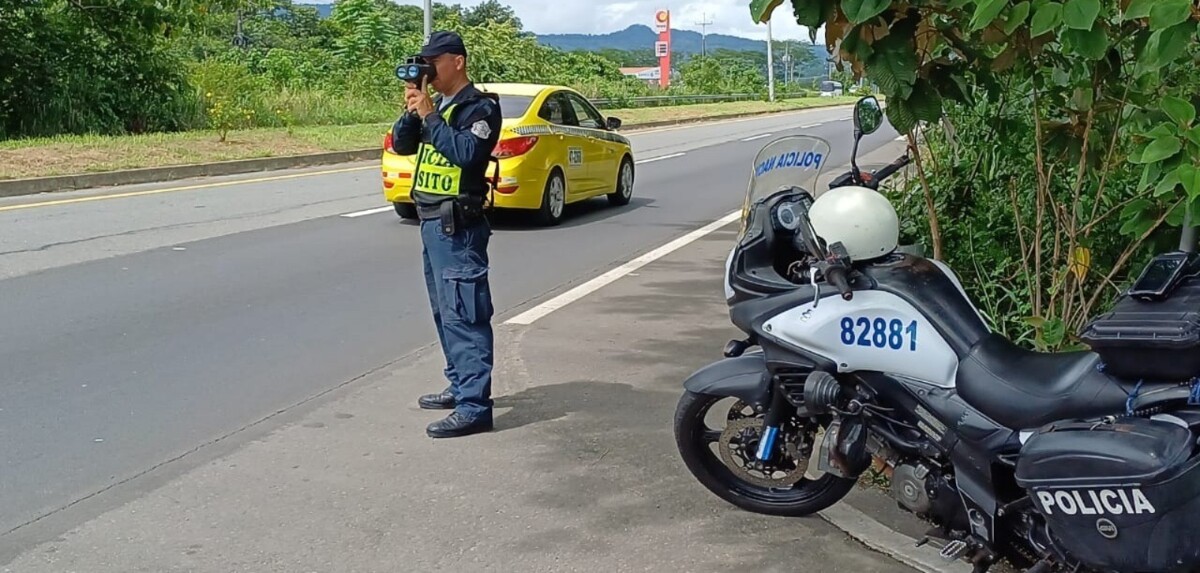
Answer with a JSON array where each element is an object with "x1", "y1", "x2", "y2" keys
[{"x1": 382, "y1": 83, "x2": 635, "y2": 226}]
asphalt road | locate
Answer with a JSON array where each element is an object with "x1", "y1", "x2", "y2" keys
[{"x1": 0, "y1": 106, "x2": 901, "y2": 557}]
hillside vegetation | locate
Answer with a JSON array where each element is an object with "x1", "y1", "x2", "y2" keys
[
  {"x1": 536, "y1": 24, "x2": 828, "y2": 80},
  {"x1": 0, "y1": 0, "x2": 829, "y2": 142}
]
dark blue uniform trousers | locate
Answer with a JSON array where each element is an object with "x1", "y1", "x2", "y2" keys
[{"x1": 420, "y1": 216, "x2": 495, "y2": 421}]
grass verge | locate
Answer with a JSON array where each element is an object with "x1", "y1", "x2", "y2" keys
[{"x1": 0, "y1": 96, "x2": 860, "y2": 180}]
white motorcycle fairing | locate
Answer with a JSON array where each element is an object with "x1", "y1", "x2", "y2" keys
[{"x1": 761, "y1": 290, "x2": 958, "y2": 388}]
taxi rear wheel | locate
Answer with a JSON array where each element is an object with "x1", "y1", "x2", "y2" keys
[
  {"x1": 607, "y1": 156, "x2": 634, "y2": 207},
  {"x1": 394, "y1": 202, "x2": 417, "y2": 219},
  {"x1": 535, "y1": 169, "x2": 566, "y2": 227}
]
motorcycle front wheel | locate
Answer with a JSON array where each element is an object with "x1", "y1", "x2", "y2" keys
[{"x1": 673, "y1": 390, "x2": 856, "y2": 517}]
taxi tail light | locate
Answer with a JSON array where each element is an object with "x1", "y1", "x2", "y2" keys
[
  {"x1": 493, "y1": 135, "x2": 538, "y2": 158},
  {"x1": 384, "y1": 130, "x2": 395, "y2": 154}
]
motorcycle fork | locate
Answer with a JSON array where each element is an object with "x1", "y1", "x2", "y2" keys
[{"x1": 755, "y1": 381, "x2": 792, "y2": 462}]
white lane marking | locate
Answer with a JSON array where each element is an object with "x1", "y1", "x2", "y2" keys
[
  {"x1": 801, "y1": 122, "x2": 825, "y2": 128},
  {"x1": 341, "y1": 206, "x2": 394, "y2": 218},
  {"x1": 635, "y1": 152, "x2": 686, "y2": 165},
  {"x1": 626, "y1": 104, "x2": 855, "y2": 135},
  {"x1": 741, "y1": 133, "x2": 774, "y2": 141},
  {"x1": 505, "y1": 210, "x2": 741, "y2": 325}
]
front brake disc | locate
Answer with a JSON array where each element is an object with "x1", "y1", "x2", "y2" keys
[{"x1": 717, "y1": 417, "x2": 810, "y2": 489}]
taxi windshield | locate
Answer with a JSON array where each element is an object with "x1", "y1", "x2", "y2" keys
[{"x1": 740, "y1": 134, "x2": 832, "y2": 238}]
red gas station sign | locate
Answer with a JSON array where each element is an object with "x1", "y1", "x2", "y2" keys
[{"x1": 655, "y1": 9, "x2": 671, "y2": 88}]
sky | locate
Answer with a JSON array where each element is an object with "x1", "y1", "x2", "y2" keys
[{"x1": 389, "y1": 0, "x2": 821, "y2": 41}]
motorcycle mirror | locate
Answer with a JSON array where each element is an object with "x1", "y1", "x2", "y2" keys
[
  {"x1": 853, "y1": 96, "x2": 883, "y2": 137},
  {"x1": 848, "y1": 95, "x2": 883, "y2": 184}
]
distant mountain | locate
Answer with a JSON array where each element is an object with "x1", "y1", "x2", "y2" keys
[
  {"x1": 536, "y1": 24, "x2": 828, "y2": 60},
  {"x1": 292, "y1": 6, "x2": 830, "y2": 66}
]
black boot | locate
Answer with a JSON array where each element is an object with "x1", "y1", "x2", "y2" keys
[
  {"x1": 418, "y1": 388, "x2": 455, "y2": 410},
  {"x1": 426, "y1": 411, "x2": 493, "y2": 438}
]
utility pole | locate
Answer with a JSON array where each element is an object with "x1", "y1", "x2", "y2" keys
[
  {"x1": 766, "y1": 18, "x2": 775, "y2": 102},
  {"x1": 423, "y1": 0, "x2": 432, "y2": 42},
  {"x1": 695, "y1": 12, "x2": 713, "y2": 56}
]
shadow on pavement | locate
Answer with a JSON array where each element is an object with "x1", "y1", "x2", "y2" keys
[
  {"x1": 489, "y1": 378, "x2": 901, "y2": 572},
  {"x1": 490, "y1": 196, "x2": 657, "y2": 231},
  {"x1": 394, "y1": 196, "x2": 657, "y2": 231}
]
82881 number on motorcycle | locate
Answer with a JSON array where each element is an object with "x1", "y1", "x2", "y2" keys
[{"x1": 840, "y1": 317, "x2": 918, "y2": 351}]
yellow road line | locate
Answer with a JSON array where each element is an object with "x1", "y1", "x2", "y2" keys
[{"x1": 0, "y1": 165, "x2": 379, "y2": 213}]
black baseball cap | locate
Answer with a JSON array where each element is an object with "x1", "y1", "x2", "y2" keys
[{"x1": 419, "y1": 30, "x2": 468, "y2": 59}]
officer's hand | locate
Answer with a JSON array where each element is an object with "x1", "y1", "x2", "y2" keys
[
  {"x1": 403, "y1": 82, "x2": 420, "y2": 114},
  {"x1": 405, "y1": 78, "x2": 434, "y2": 119}
]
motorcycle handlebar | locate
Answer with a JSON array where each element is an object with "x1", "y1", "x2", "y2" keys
[
  {"x1": 824, "y1": 263, "x2": 854, "y2": 300},
  {"x1": 872, "y1": 154, "x2": 910, "y2": 184},
  {"x1": 828, "y1": 155, "x2": 910, "y2": 191}
]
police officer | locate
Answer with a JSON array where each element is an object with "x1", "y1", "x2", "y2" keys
[{"x1": 391, "y1": 30, "x2": 503, "y2": 438}]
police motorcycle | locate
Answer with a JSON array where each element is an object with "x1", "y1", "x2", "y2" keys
[{"x1": 673, "y1": 95, "x2": 1200, "y2": 573}]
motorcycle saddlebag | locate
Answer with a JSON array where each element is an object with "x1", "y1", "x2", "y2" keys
[
  {"x1": 1014, "y1": 416, "x2": 1200, "y2": 572},
  {"x1": 1078, "y1": 275, "x2": 1200, "y2": 381}
]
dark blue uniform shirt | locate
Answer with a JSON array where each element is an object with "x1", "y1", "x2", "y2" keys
[{"x1": 391, "y1": 83, "x2": 503, "y2": 211}]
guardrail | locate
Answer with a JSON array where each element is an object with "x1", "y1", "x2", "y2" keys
[{"x1": 590, "y1": 91, "x2": 823, "y2": 109}]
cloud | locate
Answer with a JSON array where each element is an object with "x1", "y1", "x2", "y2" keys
[{"x1": 387, "y1": 0, "x2": 822, "y2": 41}]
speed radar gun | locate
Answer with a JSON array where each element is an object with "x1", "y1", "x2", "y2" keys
[{"x1": 395, "y1": 55, "x2": 436, "y2": 86}]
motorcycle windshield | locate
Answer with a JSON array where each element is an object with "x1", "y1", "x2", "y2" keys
[{"x1": 739, "y1": 135, "x2": 833, "y2": 242}]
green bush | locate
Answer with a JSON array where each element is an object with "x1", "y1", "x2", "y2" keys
[
  {"x1": 189, "y1": 61, "x2": 271, "y2": 141},
  {"x1": 892, "y1": 92, "x2": 1180, "y2": 350}
]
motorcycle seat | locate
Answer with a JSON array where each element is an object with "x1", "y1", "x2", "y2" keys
[{"x1": 955, "y1": 333, "x2": 1133, "y2": 430}]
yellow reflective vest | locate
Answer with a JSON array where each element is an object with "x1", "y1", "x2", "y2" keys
[{"x1": 412, "y1": 103, "x2": 462, "y2": 197}]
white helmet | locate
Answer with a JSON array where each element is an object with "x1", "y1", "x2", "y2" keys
[{"x1": 809, "y1": 185, "x2": 899, "y2": 261}]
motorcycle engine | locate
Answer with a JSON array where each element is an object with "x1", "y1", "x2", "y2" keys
[
  {"x1": 889, "y1": 461, "x2": 964, "y2": 527},
  {"x1": 891, "y1": 462, "x2": 933, "y2": 514}
]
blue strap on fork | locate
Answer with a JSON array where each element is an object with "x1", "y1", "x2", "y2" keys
[{"x1": 756, "y1": 426, "x2": 779, "y2": 461}]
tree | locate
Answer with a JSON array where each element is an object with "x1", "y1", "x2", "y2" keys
[
  {"x1": 0, "y1": 0, "x2": 203, "y2": 137},
  {"x1": 770, "y1": 40, "x2": 818, "y2": 83},
  {"x1": 595, "y1": 48, "x2": 658, "y2": 67},
  {"x1": 329, "y1": 0, "x2": 392, "y2": 68},
  {"x1": 679, "y1": 54, "x2": 764, "y2": 94},
  {"x1": 462, "y1": 0, "x2": 521, "y2": 29}
]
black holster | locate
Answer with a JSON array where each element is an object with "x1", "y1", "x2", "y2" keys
[
  {"x1": 438, "y1": 194, "x2": 486, "y2": 236},
  {"x1": 438, "y1": 199, "x2": 457, "y2": 236}
]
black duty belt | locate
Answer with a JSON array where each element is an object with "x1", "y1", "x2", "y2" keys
[{"x1": 416, "y1": 196, "x2": 486, "y2": 235}]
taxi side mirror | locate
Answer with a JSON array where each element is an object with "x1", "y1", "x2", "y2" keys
[{"x1": 606, "y1": 116, "x2": 622, "y2": 130}]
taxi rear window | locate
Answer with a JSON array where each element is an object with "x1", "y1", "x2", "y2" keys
[{"x1": 498, "y1": 95, "x2": 533, "y2": 118}]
